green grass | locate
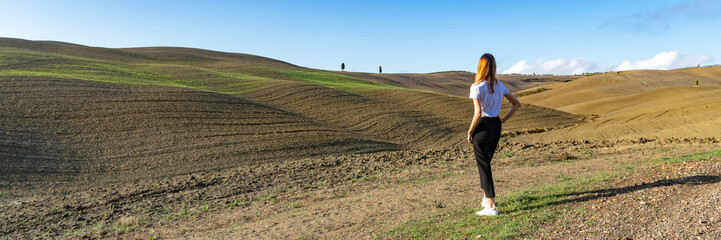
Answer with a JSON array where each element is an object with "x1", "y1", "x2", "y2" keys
[
  {"x1": 256, "y1": 193, "x2": 277, "y2": 202},
  {"x1": 576, "y1": 148, "x2": 593, "y2": 156},
  {"x1": 377, "y1": 181, "x2": 589, "y2": 239},
  {"x1": 0, "y1": 58, "x2": 279, "y2": 94},
  {"x1": 136, "y1": 63, "x2": 280, "y2": 94},
  {"x1": 656, "y1": 149, "x2": 721, "y2": 164},
  {"x1": 556, "y1": 174, "x2": 573, "y2": 182},
  {"x1": 515, "y1": 87, "x2": 549, "y2": 97},
  {"x1": 582, "y1": 72, "x2": 609, "y2": 76},
  {"x1": 378, "y1": 171, "x2": 609, "y2": 239},
  {"x1": 112, "y1": 216, "x2": 140, "y2": 231},
  {"x1": 3, "y1": 61, "x2": 165, "y2": 84},
  {"x1": 440, "y1": 172, "x2": 457, "y2": 177},
  {"x1": 523, "y1": 78, "x2": 573, "y2": 82},
  {"x1": 1, "y1": 48, "x2": 422, "y2": 95},
  {"x1": 0, "y1": 48, "x2": 106, "y2": 66},
  {"x1": 165, "y1": 203, "x2": 222, "y2": 220},
  {"x1": 408, "y1": 176, "x2": 436, "y2": 184},
  {"x1": 286, "y1": 203, "x2": 302, "y2": 209},
  {"x1": 432, "y1": 200, "x2": 445, "y2": 209},
  {"x1": 227, "y1": 200, "x2": 248, "y2": 207},
  {"x1": 252, "y1": 67, "x2": 414, "y2": 92},
  {"x1": 378, "y1": 149, "x2": 721, "y2": 239},
  {"x1": 0, "y1": 49, "x2": 54, "y2": 66}
]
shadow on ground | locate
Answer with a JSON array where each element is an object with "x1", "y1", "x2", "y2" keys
[{"x1": 503, "y1": 175, "x2": 721, "y2": 213}]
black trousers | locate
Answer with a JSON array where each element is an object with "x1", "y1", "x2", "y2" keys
[{"x1": 472, "y1": 117, "x2": 502, "y2": 198}]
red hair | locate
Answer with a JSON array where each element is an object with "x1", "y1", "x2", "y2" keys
[{"x1": 474, "y1": 53, "x2": 498, "y2": 93}]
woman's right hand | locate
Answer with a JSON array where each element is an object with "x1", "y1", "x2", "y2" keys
[{"x1": 467, "y1": 132, "x2": 473, "y2": 144}]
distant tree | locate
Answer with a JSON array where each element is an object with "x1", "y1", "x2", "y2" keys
[
  {"x1": 341, "y1": 63, "x2": 345, "y2": 71},
  {"x1": 379, "y1": 66, "x2": 382, "y2": 74},
  {"x1": 696, "y1": 80, "x2": 699, "y2": 86}
]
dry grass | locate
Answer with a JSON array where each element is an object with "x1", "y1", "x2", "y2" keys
[{"x1": 117, "y1": 216, "x2": 138, "y2": 228}]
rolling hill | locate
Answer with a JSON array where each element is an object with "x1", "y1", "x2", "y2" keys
[
  {"x1": 338, "y1": 71, "x2": 581, "y2": 97},
  {"x1": 517, "y1": 67, "x2": 721, "y2": 141},
  {"x1": 0, "y1": 38, "x2": 580, "y2": 193},
  {"x1": 2, "y1": 38, "x2": 720, "y2": 239}
]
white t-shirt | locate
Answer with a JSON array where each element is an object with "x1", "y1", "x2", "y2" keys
[{"x1": 469, "y1": 80, "x2": 510, "y2": 117}]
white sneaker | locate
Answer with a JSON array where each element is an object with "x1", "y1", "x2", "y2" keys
[
  {"x1": 475, "y1": 207, "x2": 499, "y2": 216},
  {"x1": 481, "y1": 199, "x2": 490, "y2": 209}
]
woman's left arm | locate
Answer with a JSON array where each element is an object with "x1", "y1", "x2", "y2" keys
[
  {"x1": 467, "y1": 98, "x2": 483, "y2": 143},
  {"x1": 501, "y1": 93, "x2": 521, "y2": 123}
]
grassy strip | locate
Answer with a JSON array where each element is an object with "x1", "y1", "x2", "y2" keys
[
  {"x1": 248, "y1": 67, "x2": 418, "y2": 92},
  {"x1": 523, "y1": 78, "x2": 572, "y2": 82},
  {"x1": 2, "y1": 49, "x2": 420, "y2": 94},
  {"x1": 0, "y1": 60, "x2": 280, "y2": 94},
  {"x1": 135, "y1": 63, "x2": 280, "y2": 94},
  {"x1": 0, "y1": 49, "x2": 58, "y2": 66},
  {"x1": 656, "y1": 149, "x2": 721, "y2": 164},
  {"x1": 515, "y1": 87, "x2": 548, "y2": 98},
  {"x1": 0, "y1": 48, "x2": 108, "y2": 66},
  {"x1": 378, "y1": 149, "x2": 721, "y2": 239},
  {"x1": 376, "y1": 177, "x2": 595, "y2": 239}
]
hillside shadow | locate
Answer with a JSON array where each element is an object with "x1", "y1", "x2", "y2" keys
[{"x1": 503, "y1": 175, "x2": 721, "y2": 213}]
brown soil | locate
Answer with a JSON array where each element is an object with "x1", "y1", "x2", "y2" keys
[
  {"x1": 0, "y1": 77, "x2": 396, "y2": 194},
  {"x1": 0, "y1": 76, "x2": 581, "y2": 239},
  {"x1": 532, "y1": 150, "x2": 721, "y2": 239},
  {"x1": 2, "y1": 131, "x2": 717, "y2": 239},
  {"x1": 242, "y1": 82, "x2": 581, "y2": 149},
  {"x1": 2, "y1": 38, "x2": 720, "y2": 239},
  {"x1": 0, "y1": 37, "x2": 300, "y2": 67},
  {"x1": 518, "y1": 67, "x2": 721, "y2": 141},
  {"x1": 117, "y1": 141, "x2": 719, "y2": 239}
]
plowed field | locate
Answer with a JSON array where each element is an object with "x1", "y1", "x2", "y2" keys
[{"x1": 1, "y1": 38, "x2": 719, "y2": 239}]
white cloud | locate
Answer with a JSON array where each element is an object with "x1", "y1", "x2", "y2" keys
[
  {"x1": 614, "y1": 51, "x2": 711, "y2": 71},
  {"x1": 501, "y1": 58, "x2": 597, "y2": 75},
  {"x1": 502, "y1": 51, "x2": 713, "y2": 75}
]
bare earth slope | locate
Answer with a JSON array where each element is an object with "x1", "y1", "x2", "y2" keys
[
  {"x1": 518, "y1": 67, "x2": 721, "y2": 142},
  {"x1": 0, "y1": 77, "x2": 397, "y2": 193},
  {"x1": 121, "y1": 47, "x2": 302, "y2": 69},
  {"x1": 0, "y1": 38, "x2": 579, "y2": 196},
  {"x1": 2, "y1": 38, "x2": 719, "y2": 239},
  {"x1": 0, "y1": 38, "x2": 583, "y2": 238}
]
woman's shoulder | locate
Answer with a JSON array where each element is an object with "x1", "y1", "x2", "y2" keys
[
  {"x1": 470, "y1": 82, "x2": 486, "y2": 92},
  {"x1": 471, "y1": 81, "x2": 488, "y2": 87}
]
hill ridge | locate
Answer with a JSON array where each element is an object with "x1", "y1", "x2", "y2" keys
[{"x1": 1, "y1": 37, "x2": 581, "y2": 192}]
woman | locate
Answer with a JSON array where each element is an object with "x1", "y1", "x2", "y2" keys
[{"x1": 467, "y1": 53, "x2": 521, "y2": 216}]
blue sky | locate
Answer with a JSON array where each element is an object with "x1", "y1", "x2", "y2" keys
[{"x1": 1, "y1": 0, "x2": 720, "y2": 74}]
